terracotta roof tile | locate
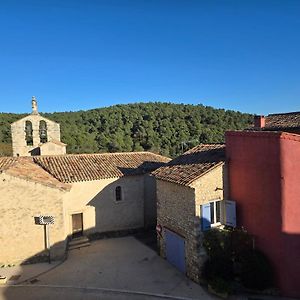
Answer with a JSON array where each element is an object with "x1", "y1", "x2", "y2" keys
[
  {"x1": 33, "y1": 152, "x2": 170, "y2": 183},
  {"x1": 0, "y1": 157, "x2": 71, "y2": 191},
  {"x1": 152, "y1": 144, "x2": 225, "y2": 186},
  {"x1": 0, "y1": 157, "x2": 18, "y2": 172},
  {"x1": 264, "y1": 112, "x2": 300, "y2": 130}
]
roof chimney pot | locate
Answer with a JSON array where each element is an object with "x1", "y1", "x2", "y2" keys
[{"x1": 254, "y1": 115, "x2": 265, "y2": 128}]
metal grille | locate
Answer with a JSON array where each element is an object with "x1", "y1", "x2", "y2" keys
[{"x1": 37, "y1": 215, "x2": 54, "y2": 225}]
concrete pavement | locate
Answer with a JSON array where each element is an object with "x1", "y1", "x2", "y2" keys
[
  {"x1": 34, "y1": 236, "x2": 212, "y2": 299},
  {"x1": 1, "y1": 236, "x2": 216, "y2": 300},
  {"x1": 0, "y1": 261, "x2": 61, "y2": 285}
]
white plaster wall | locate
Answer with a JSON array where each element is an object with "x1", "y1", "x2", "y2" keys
[{"x1": 63, "y1": 175, "x2": 145, "y2": 235}]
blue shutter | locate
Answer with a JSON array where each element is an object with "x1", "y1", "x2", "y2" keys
[
  {"x1": 201, "y1": 203, "x2": 211, "y2": 231},
  {"x1": 225, "y1": 200, "x2": 236, "y2": 227}
]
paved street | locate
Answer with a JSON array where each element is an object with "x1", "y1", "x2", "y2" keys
[{"x1": 0, "y1": 236, "x2": 215, "y2": 300}]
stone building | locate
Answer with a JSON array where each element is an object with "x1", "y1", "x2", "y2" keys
[
  {"x1": 153, "y1": 144, "x2": 235, "y2": 283},
  {"x1": 0, "y1": 151, "x2": 169, "y2": 264},
  {"x1": 11, "y1": 97, "x2": 66, "y2": 157}
]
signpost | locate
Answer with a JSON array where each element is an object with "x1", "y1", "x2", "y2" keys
[
  {"x1": 35, "y1": 215, "x2": 54, "y2": 264},
  {"x1": 156, "y1": 224, "x2": 163, "y2": 237}
]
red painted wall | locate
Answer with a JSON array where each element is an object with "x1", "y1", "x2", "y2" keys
[{"x1": 226, "y1": 131, "x2": 300, "y2": 298}]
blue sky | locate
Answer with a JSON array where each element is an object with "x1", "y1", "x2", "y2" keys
[{"x1": 0, "y1": 0, "x2": 299, "y2": 114}]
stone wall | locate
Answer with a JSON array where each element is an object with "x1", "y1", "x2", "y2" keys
[
  {"x1": 156, "y1": 163, "x2": 226, "y2": 283},
  {"x1": 0, "y1": 173, "x2": 66, "y2": 264},
  {"x1": 11, "y1": 115, "x2": 61, "y2": 157},
  {"x1": 156, "y1": 179, "x2": 201, "y2": 282},
  {"x1": 40, "y1": 142, "x2": 66, "y2": 156}
]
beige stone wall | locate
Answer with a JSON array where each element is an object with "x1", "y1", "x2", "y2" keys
[
  {"x1": 156, "y1": 179, "x2": 201, "y2": 281},
  {"x1": 192, "y1": 164, "x2": 226, "y2": 217},
  {"x1": 11, "y1": 115, "x2": 61, "y2": 157},
  {"x1": 40, "y1": 143, "x2": 66, "y2": 156},
  {"x1": 0, "y1": 173, "x2": 66, "y2": 264},
  {"x1": 156, "y1": 163, "x2": 226, "y2": 283},
  {"x1": 63, "y1": 175, "x2": 146, "y2": 236}
]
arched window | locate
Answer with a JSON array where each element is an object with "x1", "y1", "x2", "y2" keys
[
  {"x1": 39, "y1": 120, "x2": 48, "y2": 143},
  {"x1": 115, "y1": 186, "x2": 122, "y2": 201},
  {"x1": 25, "y1": 121, "x2": 33, "y2": 146}
]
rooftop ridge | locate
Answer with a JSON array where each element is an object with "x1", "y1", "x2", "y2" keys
[
  {"x1": 33, "y1": 151, "x2": 167, "y2": 158},
  {"x1": 267, "y1": 111, "x2": 300, "y2": 116}
]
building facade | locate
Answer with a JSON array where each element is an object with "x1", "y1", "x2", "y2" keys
[
  {"x1": 11, "y1": 97, "x2": 66, "y2": 157},
  {"x1": 153, "y1": 144, "x2": 234, "y2": 283},
  {"x1": 0, "y1": 152, "x2": 169, "y2": 265},
  {"x1": 226, "y1": 130, "x2": 300, "y2": 298}
]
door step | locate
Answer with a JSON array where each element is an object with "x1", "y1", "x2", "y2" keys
[{"x1": 68, "y1": 236, "x2": 90, "y2": 250}]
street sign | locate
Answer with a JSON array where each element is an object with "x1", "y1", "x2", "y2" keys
[{"x1": 36, "y1": 215, "x2": 54, "y2": 225}]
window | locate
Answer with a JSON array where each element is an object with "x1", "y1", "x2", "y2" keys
[
  {"x1": 25, "y1": 121, "x2": 33, "y2": 146},
  {"x1": 210, "y1": 200, "x2": 222, "y2": 226},
  {"x1": 115, "y1": 186, "x2": 122, "y2": 201},
  {"x1": 39, "y1": 120, "x2": 48, "y2": 143},
  {"x1": 201, "y1": 200, "x2": 236, "y2": 231}
]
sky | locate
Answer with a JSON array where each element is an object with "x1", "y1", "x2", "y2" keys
[{"x1": 0, "y1": 0, "x2": 300, "y2": 115}]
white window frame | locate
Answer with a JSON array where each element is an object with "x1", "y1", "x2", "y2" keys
[{"x1": 209, "y1": 199, "x2": 222, "y2": 227}]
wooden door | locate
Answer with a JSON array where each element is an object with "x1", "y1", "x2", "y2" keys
[{"x1": 72, "y1": 213, "x2": 83, "y2": 238}]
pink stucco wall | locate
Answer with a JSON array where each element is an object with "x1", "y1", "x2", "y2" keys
[{"x1": 226, "y1": 131, "x2": 300, "y2": 298}]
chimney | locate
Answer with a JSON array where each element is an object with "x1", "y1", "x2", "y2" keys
[
  {"x1": 31, "y1": 96, "x2": 38, "y2": 115},
  {"x1": 254, "y1": 115, "x2": 265, "y2": 129}
]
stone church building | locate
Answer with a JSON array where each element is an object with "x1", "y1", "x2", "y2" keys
[
  {"x1": 11, "y1": 96, "x2": 66, "y2": 157},
  {"x1": 0, "y1": 98, "x2": 170, "y2": 265}
]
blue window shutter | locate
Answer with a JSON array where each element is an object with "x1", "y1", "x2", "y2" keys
[
  {"x1": 225, "y1": 200, "x2": 236, "y2": 227},
  {"x1": 201, "y1": 203, "x2": 211, "y2": 231}
]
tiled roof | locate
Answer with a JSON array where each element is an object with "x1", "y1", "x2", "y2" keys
[
  {"x1": 33, "y1": 152, "x2": 170, "y2": 183},
  {"x1": 0, "y1": 157, "x2": 71, "y2": 190},
  {"x1": 152, "y1": 144, "x2": 225, "y2": 186},
  {"x1": 264, "y1": 112, "x2": 300, "y2": 130},
  {"x1": 0, "y1": 157, "x2": 18, "y2": 172}
]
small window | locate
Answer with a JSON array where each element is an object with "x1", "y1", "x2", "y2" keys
[
  {"x1": 25, "y1": 121, "x2": 33, "y2": 146},
  {"x1": 210, "y1": 200, "x2": 222, "y2": 226},
  {"x1": 115, "y1": 186, "x2": 122, "y2": 201},
  {"x1": 201, "y1": 200, "x2": 236, "y2": 231},
  {"x1": 201, "y1": 200, "x2": 222, "y2": 231},
  {"x1": 39, "y1": 120, "x2": 48, "y2": 143}
]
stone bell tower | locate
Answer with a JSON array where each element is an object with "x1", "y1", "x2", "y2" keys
[{"x1": 11, "y1": 97, "x2": 66, "y2": 157}]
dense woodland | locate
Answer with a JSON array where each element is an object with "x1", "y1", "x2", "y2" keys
[{"x1": 0, "y1": 102, "x2": 253, "y2": 157}]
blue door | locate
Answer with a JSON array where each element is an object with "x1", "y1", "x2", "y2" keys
[{"x1": 165, "y1": 229, "x2": 186, "y2": 273}]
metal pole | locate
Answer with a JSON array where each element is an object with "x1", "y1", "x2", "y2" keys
[
  {"x1": 43, "y1": 225, "x2": 47, "y2": 250},
  {"x1": 46, "y1": 224, "x2": 51, "y2": 264}
]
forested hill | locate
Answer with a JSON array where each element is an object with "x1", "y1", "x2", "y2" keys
[{"x1": 0, "y1": 102, "x2": 253, "y2": 157}]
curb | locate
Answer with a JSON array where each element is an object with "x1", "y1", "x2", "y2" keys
[{"x1": 3, "y1": 284, "x2": 202, "y2": 300}]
